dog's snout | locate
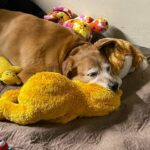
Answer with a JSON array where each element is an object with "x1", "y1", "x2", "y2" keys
[{"x1": 109, "y1": 82, "x2": 119, "y2": 92}]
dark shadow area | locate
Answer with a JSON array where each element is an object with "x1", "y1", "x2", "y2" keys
[
  {"x1": 0, "y1": 0, "x2": 46, "y2": 18},
  {"x1": 91, "y1": 25, "x2": 133, "y2": 44},
  {"x1": 104, "y1": 25, "x2": 131, "y2": 41}
]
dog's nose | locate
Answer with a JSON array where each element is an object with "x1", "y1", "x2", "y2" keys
[{"x1": 109, "y1": 82, "x2": 119, "y2": 92}]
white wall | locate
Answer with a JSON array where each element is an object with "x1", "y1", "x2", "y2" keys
[{"x1": 33, "y1": 0, "x2": 150, "y2": 47}]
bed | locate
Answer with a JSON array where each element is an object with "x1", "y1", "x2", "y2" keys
[{"x1": 0, "y1": 46, "x2": 150, "y2": 150}]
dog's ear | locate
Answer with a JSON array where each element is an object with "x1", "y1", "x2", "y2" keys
[
  {"x1": 62, "y1": 57, "x2": 74, "y2": 76},
  {"x1": 94, "y1": 38, "x2": 121, "y2": 74},
  {"x1": 94, "y1": 38, "x2": 119, "y2": 62},
  {"x1": 63, "y1": 45, "x2": 86, "y2": 78},
  {"x1": 62, "y1": 57, "x2": 77, "y2": 78},
  {"x1": 94, "y1": 38, "x2": 117, "y2": 53}
]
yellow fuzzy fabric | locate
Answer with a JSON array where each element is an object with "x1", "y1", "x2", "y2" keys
[
  {"x1": 0, "y1": 72, "x2": 122, "y2": 125},
  {"x1": 0, "y1": 56, "x2": 22, "y2": 75},
  {"x1": 0, "y1": 56, "x2": 22, "y2": 85}
]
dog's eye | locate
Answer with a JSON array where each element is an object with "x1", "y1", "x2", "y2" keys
[{"x1": 87, "y1": 72, "x2": 98, "y2": 77}]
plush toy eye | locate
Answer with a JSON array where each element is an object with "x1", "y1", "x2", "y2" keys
[{"x1": 105, "y1": 21, "x2": 109, "y2": 25}]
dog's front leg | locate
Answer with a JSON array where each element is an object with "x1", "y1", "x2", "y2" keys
[{"x1": 18, "y1": 69, "x2": 35, "y2": 83}]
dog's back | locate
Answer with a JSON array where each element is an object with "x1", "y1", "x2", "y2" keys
[{"x1": 0, "y1": 9, "x2": 85, "y2": 82}]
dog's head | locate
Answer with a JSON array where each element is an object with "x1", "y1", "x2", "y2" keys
[{"x1": 62, "y1": 39, "x2": 122, "y2": 92}]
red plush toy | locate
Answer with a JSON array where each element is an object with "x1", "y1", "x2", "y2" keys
[
  {"x1": 0, "y1": 139, "x2": 8, "y2": 150},
  {"x1": 0, "y1": 138, "x2": 12, "y2": 150}
]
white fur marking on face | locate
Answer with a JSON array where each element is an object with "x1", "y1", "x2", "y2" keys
[
  {"x1": 86, "y1": 62, "x2": 122, "y2": 90},
  {"x1": 119, "y1": 55, "x2": 133, "y2": 79},
  {"x1": 102, "y1": 63, "x2": 110, "y2": 69},
  {"x1": 86, "y1": 67, "x2": 99, "y2": 75},
  {"x1": 90, "y1": 71, "x2": 111, "y2": 89},
  {"x1": 89, "y1": 64, "x2": 113, "y2": 89}
]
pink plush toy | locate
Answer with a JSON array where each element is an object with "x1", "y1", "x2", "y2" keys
[{"x1": 44, "y1": 6, "x2": 73, "y2": 24}]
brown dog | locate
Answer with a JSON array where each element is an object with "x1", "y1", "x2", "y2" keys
[{"x1": 0, "y1": 9, "x2": 146, "y2": 91}]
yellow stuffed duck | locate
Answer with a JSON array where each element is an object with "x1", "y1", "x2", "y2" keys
[
  {"x1": 0, "y1": 72, "x2": 122, "y2": 125},
  {"x1": 0, "y1": 56, "x2": 22, "y2": 85}
]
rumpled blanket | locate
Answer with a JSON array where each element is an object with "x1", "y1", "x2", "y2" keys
[{"x1": 0, "y1": 46, "x2": 150, "y2": 150}]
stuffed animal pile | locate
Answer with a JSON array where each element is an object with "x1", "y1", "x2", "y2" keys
[
  {"x1": 0, "y1": 72, "x2": 122, "y2": 125},
  {"x1": 44, "y1": 6, "x2": 109, "y2": 41},
  {"x1": 0, "y1": 56, "x2": 22, "y2": 85}
]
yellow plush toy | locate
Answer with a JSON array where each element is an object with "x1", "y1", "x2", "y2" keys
[
  {"x1": 0, "y1": 70, "x2": 22, "y2": 85},
  {"x1": 0, "y1": 72, "x2": 122, "y2": 125},
  {"x1": 0, "y1": 56, "x2": 22, "y2": 85}
]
